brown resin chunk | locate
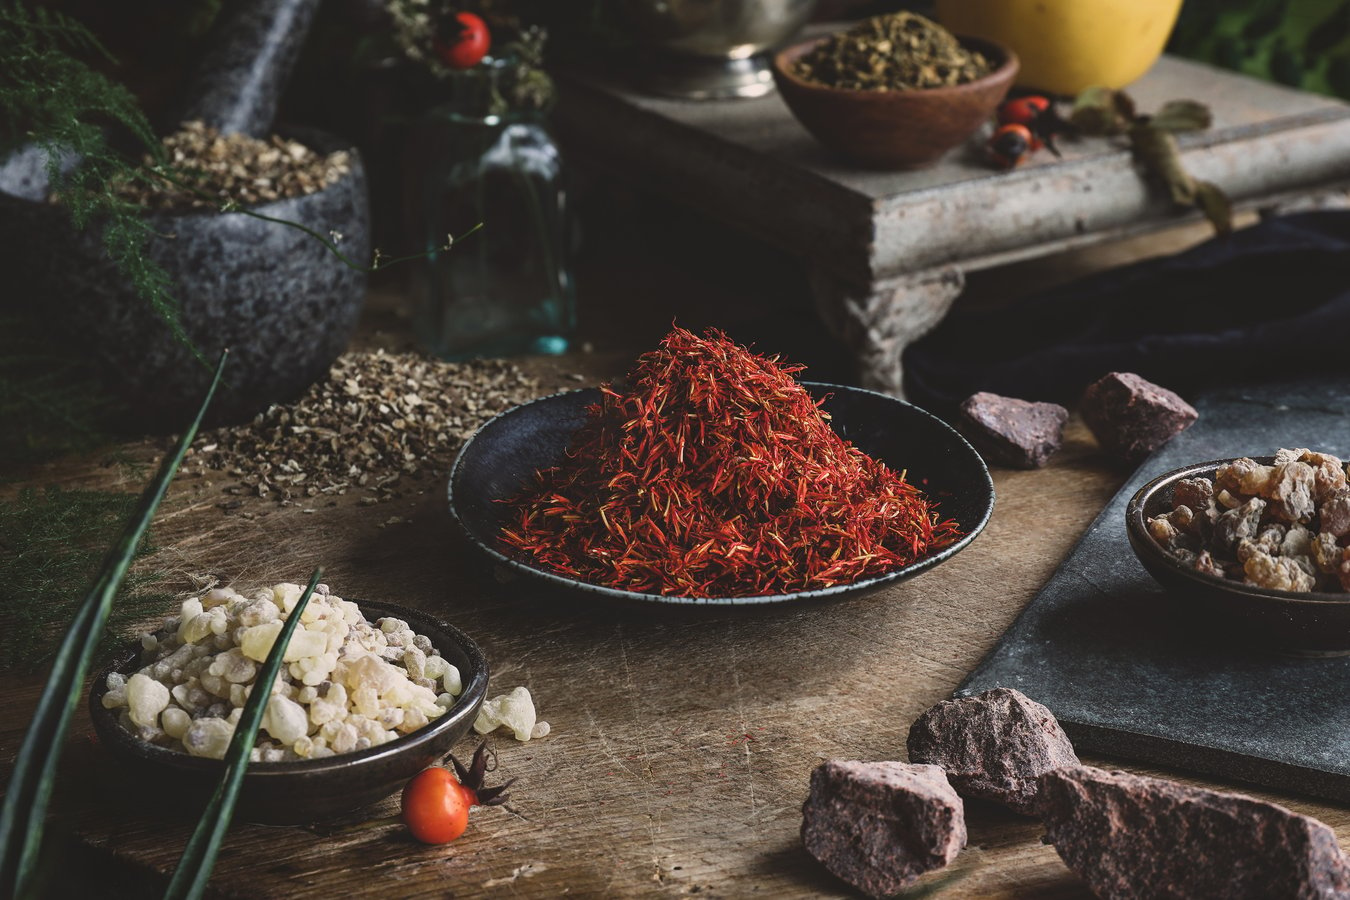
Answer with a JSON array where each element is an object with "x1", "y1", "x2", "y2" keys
[
  {"x1": 1213, "y1": 497, "x2": 1268, "y2": 554},
  {"x1": 907, "y1": 687, "x2": 1079, "y2": 816},
  {"x1": 1243, "y1": 550, "x2": 1316, "y2": 592},
  {"x1": 1150, "y1": 448, "x2": 1350, "y2": 593},
  {"x1": 1172, "y1": 477, "x2": 1214, "y2": 516},
  {"x1": 1194, "y1": 550, "x2": 1225, "y2": 578},
  {"x1": 1216, "y1": 457, "x2": 1261, "y2": 496},
  {"x1": 802, "y1": 760, "x2": 966, "y2": 898},
  {"x1": 1081, "y1": 372, "x2": 1198, "y2": 466},
  {"x1": 1265, "y1": 461, "x2": 1318, "y2": 524},
  {"x1": 1039, "y1": 767, "x2": 1350, "y2": 900},
  {"x1": 1322, "y1": 490, "x2": 1350, "y2": 539},
  {"x1": 1313, "y1": 533, "x2": 1344, "y2": 575},
  {"x1": 958, "y1": 392, "x2": 1069, "y2": 469},
  {"x1": 1278, "y1": 448, "x2": 1348, "y2": 502}
]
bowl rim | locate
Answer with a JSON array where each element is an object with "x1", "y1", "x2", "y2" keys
[
  {"x1": 771, "y1": 32, "x2": 1019, "y2": 99},
  {"x1": 448, "y1": 381, "x2": 995, "y2": 606},
  {"x1": 1126, "y1": 455, "x2": 1350, "y2": 606},
  {"x1": 88, "y1": 598, "x2": 490, "y2": 776}
]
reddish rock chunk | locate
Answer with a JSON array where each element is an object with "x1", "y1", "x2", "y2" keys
[
  {"x1": 958, "y1": 392, "x2": 1069, "y2": 469},
  {"x1": 1081, "y1": 372, "x2": 1198, "y2": 466},
  {"x1": 1039, "y1": 767, "x2": 1350, "y2": 900},
  {"x1": 907, "y1": 687, "x2": 1079, "y2": 815},
  {"x1": 801, "y1": 760, "x2": 966, "y2": 898}
]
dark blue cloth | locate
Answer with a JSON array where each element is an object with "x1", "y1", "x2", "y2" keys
[{"x1": 903, "y1": 212, "x2": 1350, "y2": 417}]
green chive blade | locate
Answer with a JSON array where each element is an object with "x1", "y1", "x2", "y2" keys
[
  {"x1": 161, "y1": 567, "x2": 321, "y2": 900},
  {"x1": 0, "y1": 350, "x2": 227, "y2": 899}
]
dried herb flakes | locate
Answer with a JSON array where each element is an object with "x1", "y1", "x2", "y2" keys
[
  {"x1": 794, "y1": 12, "x2": 990, "y2": 92},
  {"x1": 190, "y1": 351, "x2": 547, "y2": 507},
  {"x1": 110, "y1": 121, "x2": 351, "y2": 212}
]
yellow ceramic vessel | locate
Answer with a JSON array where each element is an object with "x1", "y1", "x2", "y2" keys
[{"x1": 934, "y1": 0, "x2": 1184, "y2": 96}]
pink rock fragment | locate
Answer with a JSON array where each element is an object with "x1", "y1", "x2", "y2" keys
[
  {"x1": 1039, "y1": 767, "x2": 1350, "y2": 900},
  {"x1": 958, "y1": 392, "x2": 1069, "y2": 469},
  {"x1": 801, "y1": 760, "x2": 966, "y2": 898},
  {"x1": 1081, "y1": 372, "x2": 1198, "y2": 466},
  {"x1": 907, "y1": 687, "x2": 1079, "y2": 815}
]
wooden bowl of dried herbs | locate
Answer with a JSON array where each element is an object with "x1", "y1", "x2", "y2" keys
[{"x1": 772, "y1": 12, "x2": 1018, "y2": 169}]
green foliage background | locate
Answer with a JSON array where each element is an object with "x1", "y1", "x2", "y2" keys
[
  {"x1": 0, "y1": 487, "x2": 175, "y2": 672},
  {"x1": 1169, "y1": 0, "x2": 1350, "y2": 97}
]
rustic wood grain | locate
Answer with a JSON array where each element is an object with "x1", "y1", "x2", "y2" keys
[{"x1": 7, "y1": 371, "x2": 1350, "y2": 897}]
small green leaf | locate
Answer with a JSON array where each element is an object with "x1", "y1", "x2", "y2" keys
[
  {"x1": 1070, "y1": 87, "x2": 1135, "y2": 136},
  {"x1": 161, "y1": 569, "x2": 322, "y2": 900},
  {"x1": 0, "y1": 350, "x2": 227, "y2": 900},
  {"x1": 1151, "y1": 99, "x2": 1214, "y2": 133},
  {"x1": 1130, "y1": 123, "x2": 1194, "y2": 205},
  {"x1": 1194, "y1": 181, "x2": 1234, "y2": 235}
]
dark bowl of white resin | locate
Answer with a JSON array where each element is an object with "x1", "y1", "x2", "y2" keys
[
  {"x1": 88, "y1": 600, "x2": 488, "y2": 825},
  {"x1": 449, "y1": 382, "x2": 995, "y2": 606},
  {"x1": 1127, "y1": 457, "x2": 1350, "y2": 656}
]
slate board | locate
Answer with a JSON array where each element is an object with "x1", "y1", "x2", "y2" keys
[{"x1": 959, "y1": 377, "x2": 1350, "y2": 802}]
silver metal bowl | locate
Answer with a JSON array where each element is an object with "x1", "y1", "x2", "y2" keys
[{"x1": 616, "y1": 0, "x2": 818, "y2": 99}]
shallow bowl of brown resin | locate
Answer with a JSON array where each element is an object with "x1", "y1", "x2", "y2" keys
[
  {"x1": 449, "y1": 383, "x2": 995, "y2": 607},
  {"x1": 88, "y1": 600, "x2": 489, "y2": 824},
  {"x1": 771, "y1": 35, "x2": 1017, "y2": 169},
  {"x1": 1127, "y1": 457, "x2": 1350, "y2": 656}
]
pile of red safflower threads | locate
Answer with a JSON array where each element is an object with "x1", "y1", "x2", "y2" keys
[{"x1": 500, "y1": 326, "x2": 960, "y2": 598}]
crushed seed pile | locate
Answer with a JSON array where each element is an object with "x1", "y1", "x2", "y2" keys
[
  {"x1": 190, "y1": 351, "x2": 548, "y2": 507},
  {"x1": 794, "y1": 12, "x2": 990, "y2": 91},
  {"x1": 112, "y1": 121, "x2": 351, "y2": 211}
]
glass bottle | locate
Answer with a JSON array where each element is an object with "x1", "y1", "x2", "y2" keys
[{"x1": 411, "y1": 53, "x2": 575, "y2": 359}]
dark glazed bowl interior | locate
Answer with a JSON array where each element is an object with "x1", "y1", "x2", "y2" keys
[
  {"x1": 88, "y1": 600, "x2": 488, "y2": 824},
  {"x1": 1127, "y1": 457, "x2": 1350, "y2": 656},
  {"x1": 449, "y1": 383, "x2": 994, "y2": 606}
]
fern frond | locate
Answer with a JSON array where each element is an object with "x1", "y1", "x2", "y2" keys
[{"x1": 0, "y1": 1, "x2": 184, "y2": 347}]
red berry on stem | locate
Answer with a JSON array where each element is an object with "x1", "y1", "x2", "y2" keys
[
  {"x1": 989, "y1": 123, "x2": 1033, "y2": 169},
  {"x1": 434, "y1": 12, "x2": 490, "y2": 70},
  {"x1": 997, "y1": 96, "x2": 1051, "y2": 127},
  {"x1": 400, "y1": 742, "x2": 515, "y2": 845}
]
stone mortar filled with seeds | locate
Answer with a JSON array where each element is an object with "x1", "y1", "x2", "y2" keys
[
  {"x1": 110, "y1": 121, "x2": 352, "y2": 211},
  {"x1": 0, "y1": 119, "x2": 372, "y2": 425},
  {"x1": 0, "y1": 0, "x2": 370, "y2": 425}
]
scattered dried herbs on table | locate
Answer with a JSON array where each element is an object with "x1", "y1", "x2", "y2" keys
[
  {"x1": 794, "y1": 12, "x2": 990, "y2": 91},
  {"x1": 501, "y1": 327, "x2": 961, "y2": 598},
  {"x1": 191, "y1": 351, "x2": 545, "y2": 506},
  {"x1": 109, "y1": 121, "x2": 351, "y2": 211}
]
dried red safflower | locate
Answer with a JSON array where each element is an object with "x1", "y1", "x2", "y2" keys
[{"x1": 500, "y1": 326, "x2": 960, "y2": 597}]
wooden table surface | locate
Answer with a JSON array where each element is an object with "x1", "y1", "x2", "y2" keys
[
  {"x1": 9, "y1": 361, "x2": 1350, "y2": 898},
  {"x1": 2, "y1": 218, "x2": 1346, "y2": 898}
]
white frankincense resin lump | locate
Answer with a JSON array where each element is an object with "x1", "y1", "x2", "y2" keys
[{"x1": 102, "y1": 583, "x2": 463, "y2": 761}]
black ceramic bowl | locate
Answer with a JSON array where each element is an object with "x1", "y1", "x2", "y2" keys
[
  {"x1": 88, "y1": 600, "x2": 488, "y2": 824},
  {"x1": 449, "y1": 383, "x2": 994, "y2": 606},
  {"x1": 1127, "y1": 457, "x2": 1350, "y2": 656}
]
